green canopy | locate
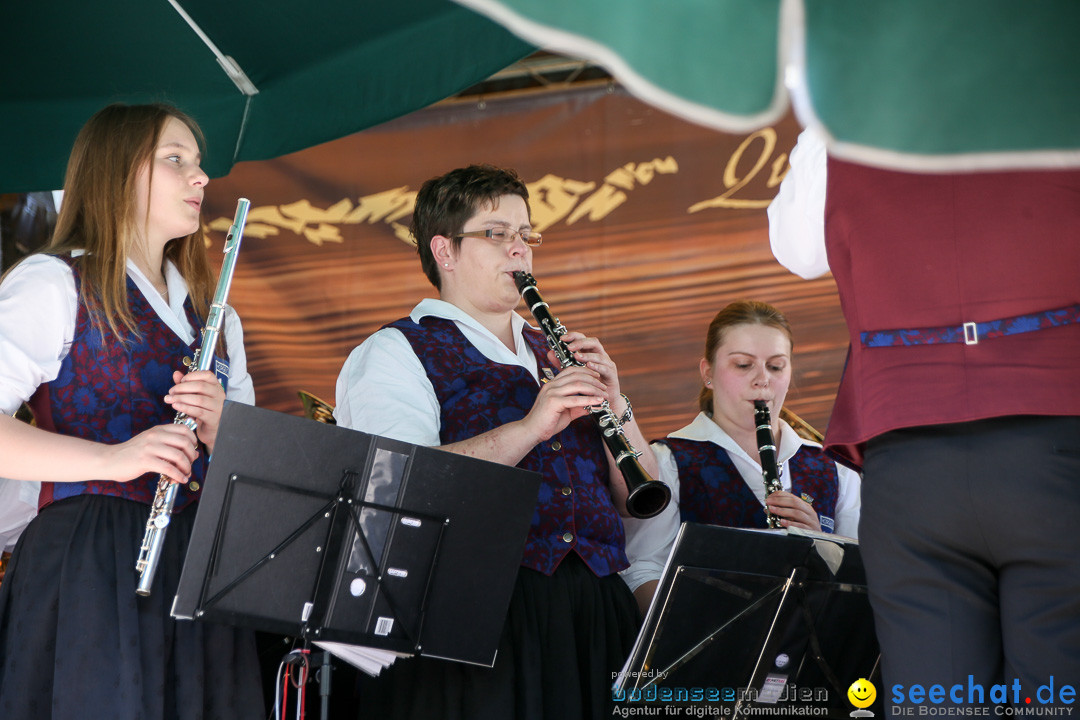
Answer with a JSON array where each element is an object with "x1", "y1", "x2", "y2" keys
[
  {"x1": 456, "y1": 0, "x2": 1080, "y2": 171},
  {"x1": 1, "y1": 0, "x2": 535, "y2": 193}
]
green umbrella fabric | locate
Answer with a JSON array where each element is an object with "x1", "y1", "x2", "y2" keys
[
  {"x1": 455, "y1": 0, "x2": 1080, "y2": 171},
  {"x1": 1, "y1": 0, "x2": 535, "y2": 193}
]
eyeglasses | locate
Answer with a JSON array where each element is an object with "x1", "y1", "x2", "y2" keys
[{"x1": 454, "y1": 227, "x2": 542, "y2": 247}]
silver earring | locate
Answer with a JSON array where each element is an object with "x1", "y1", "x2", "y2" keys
[{"x1": 443, "y1": 263, "x2": 449, "y2": 267}]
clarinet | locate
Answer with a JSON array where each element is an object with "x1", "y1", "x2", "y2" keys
[
  {"x1": 513, "y1": 271, "x2": 670, "y2": 519},
  {"x1": 135, "y1": 198, "x2": 250, "y2": 596},
  {"x1": 753, "y1": 400, "x2": 784, "y2": 529}
]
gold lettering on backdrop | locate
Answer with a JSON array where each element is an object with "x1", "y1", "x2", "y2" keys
[
  {"x1": 204, "y1": 157, "x2": 678, "y2": 244},
  {"x1": 527, "y1": 174, "x2": 597, "y2": 232},
  {"x1": 341, "y1": 187, "x2": 416, "y2": 226},
  {"x1": 531, "y1": 158, "x2": 679, "y2": 230},
  {"x1": 688, "y1": 128, "x2": 784, "y2": 213},
  {"x1": 567, "y1": 184, "x2": 625, "y2": 225},
  {"x1": 768, "y1": 152, "x2": 789, "y2": 187}
]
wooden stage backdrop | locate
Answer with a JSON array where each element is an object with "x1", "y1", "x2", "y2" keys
[{"x1": 199, "y1": 86, "x2": 848, "y2": 442}]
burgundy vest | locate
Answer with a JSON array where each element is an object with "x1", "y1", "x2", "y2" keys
[
  {"x1": 823, "y1": 158, "x2": 1080, "y2": 468},
  {"x1": 390, "y1": 316, "x2": 628, "y2": 577},
  {"x1": 659, "y1": 438, "x2": 839, "y2": 532},
  {"x1": 31, "y1": 257, "x2": 219, "y2": 511}
]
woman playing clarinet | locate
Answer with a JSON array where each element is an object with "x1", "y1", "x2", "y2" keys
[
  {"x1": 335, "y1": 164, "x2": 654, "y2": 720},
  {"x1": 621, "y1": 300, "x2": 861, "y2": 614}
]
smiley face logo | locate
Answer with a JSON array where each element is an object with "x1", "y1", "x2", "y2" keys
[{"x1": 847, "y1": 678, "x2": 876, "y2": 709}]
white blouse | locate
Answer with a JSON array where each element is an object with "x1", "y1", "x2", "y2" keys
[
  {"x1": 333, "y1": 297, "x2": 539, "y2": 443},
  {"x1": 0, "y1": 253, "x2": 254, "y2": 549},
  {"x1": 620, "y1": 412, "x2": 861, "y2": 592}
]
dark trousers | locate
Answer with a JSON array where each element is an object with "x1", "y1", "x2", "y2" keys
[{"x1": 860, "y1": 416, "x2": 1080, "y2": 709}]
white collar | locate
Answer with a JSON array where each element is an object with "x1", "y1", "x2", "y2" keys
[
  {"x1": 410, "y1": 297, "x2": 538, "y2": 367},
  {"x1": 668, "y1": 411, "x2": 820, "y2": 464}
]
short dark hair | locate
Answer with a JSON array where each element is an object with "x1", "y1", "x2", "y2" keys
[{"x1": 411, "y1": 164, "x2": 530, "y2": 290}]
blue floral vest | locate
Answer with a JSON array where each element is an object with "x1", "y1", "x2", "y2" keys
[
  {"x1": 390, "y1": 316, "x2": 628, "y2": 577},
  {"x1": 31, "y1": 256, "x2": 226, "y2": 512},
  {"x1": 658, "y1": 438, "x2": 839, "y2": 533}
]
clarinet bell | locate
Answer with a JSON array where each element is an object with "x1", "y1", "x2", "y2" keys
[{"x1": 625, "y1": 476, "x2": 672, "y2": 519}]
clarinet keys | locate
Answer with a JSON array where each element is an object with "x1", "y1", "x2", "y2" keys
[
  {"x1": 754, "y1": 400, "x2": 784, "y2": 529},
  {"x1": 513, "y1": 270, "x2": 670, "y2": 519}
]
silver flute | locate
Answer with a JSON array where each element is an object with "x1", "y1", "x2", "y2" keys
[{"x1": 135, "y1": 198, "x2": 250, "y2": 596}]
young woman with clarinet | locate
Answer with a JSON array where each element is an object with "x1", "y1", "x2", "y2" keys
[{"x1": 621, "y1": 300, "x2": 861, "y2": 614}]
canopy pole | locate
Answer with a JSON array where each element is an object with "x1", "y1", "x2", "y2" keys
[{"x1": 167, "y1": 0, "x2": 259, "y2": 161}]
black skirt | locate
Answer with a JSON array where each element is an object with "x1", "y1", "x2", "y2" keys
[
  {"x1": 0, "y1": 494, "x2": 265, "y2": 720},
  {"x1": 354, "y1": 551, "x2": 641, "y2": 720}
]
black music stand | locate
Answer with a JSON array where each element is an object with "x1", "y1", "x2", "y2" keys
[
  {"x1": 172, "y1": 402, "x2": 540, "y2": 668},
  {"x1": 616, "y1": 524, "x2": 881, "y2": 718}
]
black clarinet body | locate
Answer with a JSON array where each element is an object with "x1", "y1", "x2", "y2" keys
[
  {"x1": 513, "y1": 271, "x2": 670, "y2": 519},
  {"x1": 753, "y1": 399, "x2": 784, "y2": 529}
]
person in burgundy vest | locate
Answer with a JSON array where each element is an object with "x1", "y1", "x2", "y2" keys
[
  {"x1": 335, "y1": 164, "x2": 654, "y2": 720},
  {"x1": 622, "y1": 300, "x2": 860, "y2": 614},
  {"x1": 0, "y1": 104, "x2": 263, "y2": 720},
  {"x1": 769, "y1": 128, "x2": 1080, "y2": 708}
]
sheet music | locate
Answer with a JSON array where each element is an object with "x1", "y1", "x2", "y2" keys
[{"x1": 314, "y1": 641, "x2": 409, "y2": 677}]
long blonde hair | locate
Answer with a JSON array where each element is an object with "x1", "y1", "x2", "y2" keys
[{"x1": 45, "y1": 103, "x2": 215, "y2": 342}]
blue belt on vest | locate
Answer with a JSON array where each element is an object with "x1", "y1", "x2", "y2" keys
[{"x1": 861, "y1": 304, "x2": 1080, "y2": 348}]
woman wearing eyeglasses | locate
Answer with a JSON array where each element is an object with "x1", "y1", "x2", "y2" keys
[{"x1": 335, "y1": 164, "x2": 654, "y2": 720}]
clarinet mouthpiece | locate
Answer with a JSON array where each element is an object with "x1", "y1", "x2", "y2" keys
[{"x1": 512, "y1": 270, "x2": 534, "y2": 292}]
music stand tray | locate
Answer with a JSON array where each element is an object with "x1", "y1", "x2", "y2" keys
[
  {"x1": 616, "y1": 524, "x2": 880, "y2": 717},
  {"x1": 172, "y1": 402, "x2": 540, "y2": 668}
]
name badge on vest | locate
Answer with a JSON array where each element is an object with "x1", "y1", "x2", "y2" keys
[{"x1": 214, "y1": 357, "x2": 231, "y2": 394}]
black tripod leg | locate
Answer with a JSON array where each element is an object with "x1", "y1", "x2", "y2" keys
[{"x1": 319, "y1": 650, "x2": 332, "y2": 720}]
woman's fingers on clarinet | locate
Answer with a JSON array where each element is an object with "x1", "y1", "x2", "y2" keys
[
  {"x1": 543, "y1": 375, "x2": 606, "y2": 402},
  {"x1": 581, "y1": 355, "x2": 616, "y2": 379},
  {"x1": 767, "y1": 496, "x2": 801, "y2": 517},
  {"x1": 551, "y1": 364, "x2": 605, "y2": 389},
  {"x1": 572, "y1": 335, "x2": 613, "y2": 358},
  {"x1": 562, "y1": 331, "x2": 602, "y2": 350},
  {"x1": 770, "y1": 501, "x2": 816, "y2": 529},
  {"x1": 534, "y1": 382, "x2": 604, "y2": 423}
]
